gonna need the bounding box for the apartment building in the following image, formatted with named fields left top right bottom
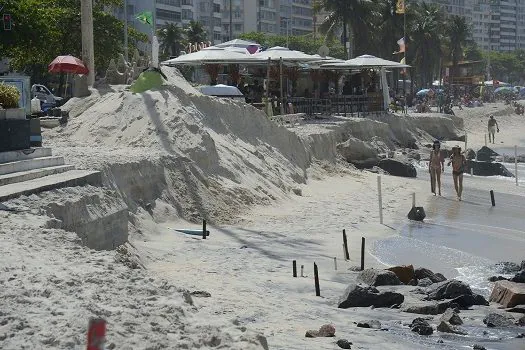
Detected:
left=422, top=0, right=525, bottom=52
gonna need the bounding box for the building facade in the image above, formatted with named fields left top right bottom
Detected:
left=422, top=0, right=525, bottom=52
left=112, top=0, right=318, bottom=46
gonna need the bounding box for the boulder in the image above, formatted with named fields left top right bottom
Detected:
left=495, top=261, right=522, bottom=274
left=407, top=150, right=421, bottom=161
left=414, top=268, right=447, bottom=283
left=450, top=294, right=489, bottom=308
left=488, top=276, right=508, bottom=282
left=404, top=301, right=457, bottom=315
left=483, top=313, right=514, bottom=327
left=466, top=160, right=514, bottom=177
left=387, top=265, right=415, bottom=284
left=356, top=320, right=381, bottom=329
left=473, top=344, right=486, bottom=350
left=521, top=260, right=525, bottom=271
left=440, top=308, right=463, bottom=325
left=418, top=278, right=433, bottom=287
left=377, top=159, right=417, bottom=178
left=357, top=269, right=402, bottom=286
left=305, top=324, right=336, bottom=338
left=506, top=304, right=525, bottom=314
left=511, top=270, right=525, bottom=283
left=437, top=321, right=467, bottom=335
left=476, top=146, right=499, bottom=162
left=336, top=339, right=352, bottom=349
left=518, top=315, right=525, bottom=326
left=337, top=137, right=380, bottom=168
left=410, top=318, right=433, bottom=335
left=489, top=280, right=525, bottom=307
left=465, top=148, right=476, bottom=160
left=338, top=284, right=405, bottom=309
left=427, top=280, right=473, bottom=300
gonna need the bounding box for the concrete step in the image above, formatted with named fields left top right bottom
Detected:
left=0, top=165, right=76, bottom=186
left=0, top=156, right=65, bottom=176
left=0, top=148, right=52, bottom=164
left=0, top=170, right=102, bottom=202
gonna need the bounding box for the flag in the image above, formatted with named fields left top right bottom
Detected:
left=393, top=37, right=405, bottom=54
left=136, top=11, right=153, bottom=26
left=396, top=0, right=405, bottom=14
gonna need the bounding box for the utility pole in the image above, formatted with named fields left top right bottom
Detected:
left=81, top=0, right=95, bottom=86
left=124, top=0, right=128, bottom=62
left=229, top=0, right=233, bottom=40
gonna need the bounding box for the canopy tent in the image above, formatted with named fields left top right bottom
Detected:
left=252, top=46, right=320, bottom=62
left=200, top=84, right=243, bottom=97
left=216, top=39, right=261, bottom=54
left=483, top=80, right=511, bottom=87
left=320, top=55, right=410, bottom=111
left=161, top=46, right=262, bottom=66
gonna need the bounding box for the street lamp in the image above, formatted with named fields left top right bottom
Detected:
left=281, top=17, right=291, bottom=48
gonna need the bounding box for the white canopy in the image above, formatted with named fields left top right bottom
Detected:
left=252, top=46, right=319, bottom=62
left=216, top=39, right=259, bottom=49
left=483, top=80, right=510, bottom=87
left=320, top=54, right=410, bottom=69
left=200, top=84, right=244, bottom=97
left=161, top=46, right=260, bottom=66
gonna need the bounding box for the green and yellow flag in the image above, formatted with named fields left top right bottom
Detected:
left=136, top=11, right=153, bottom=26
left=396, top=0, right=405, bottom=14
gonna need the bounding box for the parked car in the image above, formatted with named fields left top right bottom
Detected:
left=31, top=84, right=63, bottom=107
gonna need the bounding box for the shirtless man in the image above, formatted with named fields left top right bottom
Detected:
left=429, top=140, right=444, bottom=196
left=448, top=146, right=467, bottom=200
left=488, top=115, right=499, bottom=144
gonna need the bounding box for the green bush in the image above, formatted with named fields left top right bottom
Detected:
left=0, top=83, right=20, bottom=109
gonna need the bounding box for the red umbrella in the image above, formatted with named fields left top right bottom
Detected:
left=48, top=55, right=89, bottom=74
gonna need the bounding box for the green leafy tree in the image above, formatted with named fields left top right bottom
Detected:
left=157, top=23, right=185, bottom=59
left=185, top=20, right=207, bottom=46
left=445, top=15, right=472, bottom=79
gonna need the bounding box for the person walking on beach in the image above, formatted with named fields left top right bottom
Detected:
left=448, top=146, right=467, bottom=201
left=429, top=140, right=444, bottom=196
left=488, top=115, right=499, bottom=144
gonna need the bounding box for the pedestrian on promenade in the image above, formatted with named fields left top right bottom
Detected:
left=448, top=146, right=467, bottom=201
left=488, top=115, right=500, bottom=144
left=429, top=140, right=444, bottom=196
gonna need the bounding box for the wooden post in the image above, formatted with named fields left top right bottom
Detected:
left=342, top=229, right=349, bottom=260
left=334, top=257, right=337, bottom=271
left=412, top=192, right=416, bottom=208
left=360, top=237, right=365, bottom=271
left=515, top=145, right=519, bottom=186
left=293, top=260, right=297, bottom=277
left=490, top=190, right=495, bottom=207
left=485, top=133, right=487, bottom=147
left=301, top=265, right=304, bottom=277
left=314, top=263, right=320, bottom=296
left=377, top=175, right=383, bottom=224
left=87, top=318, right=106, bottom=350
left=464, top=133, right=468, bottom=152
left=279, top=57, right=284, bottom=115
left=202, top=219, right=207, bottom=239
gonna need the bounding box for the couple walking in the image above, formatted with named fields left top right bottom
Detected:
left=429, top=140, right=466, bottom=200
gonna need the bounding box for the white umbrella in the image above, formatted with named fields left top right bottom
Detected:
left=200, top=84, right=243, bottom=97
left=252, top=46, right=319, bottom=62
left=161, top=47, right=260, bottom=66
left=320, top=54, right=410, bottom=69
left=216, top=39, right=259, bottom=49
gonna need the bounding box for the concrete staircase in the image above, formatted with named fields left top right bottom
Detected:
left=0, top=148, right=101, bottom=202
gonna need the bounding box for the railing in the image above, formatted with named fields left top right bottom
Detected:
left=287, top=94, right=385, bottom=118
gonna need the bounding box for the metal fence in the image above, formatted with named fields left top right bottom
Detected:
left=287, top=95, right=385, bottom=118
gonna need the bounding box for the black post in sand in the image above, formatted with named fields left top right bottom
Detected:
left=293, top=260, right=297, bottom=277
left=342, top=229, right=350, bottom=260
left=314, top=263, right=320, bottom=296
left=360, top=237, right=365, bottom=271
left=202, top=219, right=207, bottom=239
left=490, top=190, right=495, bottom=207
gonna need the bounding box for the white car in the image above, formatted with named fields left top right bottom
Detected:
left=31, top=84, right=63, bottom=106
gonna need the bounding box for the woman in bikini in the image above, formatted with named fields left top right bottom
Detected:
left=429, top=140, right=444, bottom=196
left=448, top=146, right=467, bottom=200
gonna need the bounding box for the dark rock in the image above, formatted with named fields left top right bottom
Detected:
left=476, top=146, right=499, bottom=162
left=190, top=290, right=211, bottom=298
left=305, top=324, right=336, bottom=338
left=518, top=315, right=525, bottom=326
left=407, top=206, right=426, bottom=221
left=495, top=262, right=522, bottom=274
left=489, top=280, right=525, bottom=307
left=483, top=313, right=514, bottom=327
left=410, top=318, right=433, bottom=335
left=357, top=320, right=381, bottom=329
left=427, top=280, right=472, bottom=300
left=521, top=261, right=525, bottom=271
left=466, top=160, right=514, bottom=177
left=338, top=284, right=405, bottom=308
left=450, top=294, right=489, bottom=308
left=336, top=339, right=352, bottom=349
left=473, top=345, right=486, bottom=350
left=305, top=330, right=318, bottom=338
left=488, top=276, right=508, bottom=282
left=387, top=265, right=415, bottom=284
left=437, top=321, right=467, bottom=335
left=404, top=301, right=452, bottom=315
left=418, top=278, right=433, bottom=287
left=377, top=159, right=417, bottom=178
left=357, top=269, right=402, bottom=286
left=441, top=308, right=463, bottom=325
left=511, top=270, right=525, bottom=283
left=414, top=268, right=447, bottom=283
left=517, top=333, right=525, bottom=338
left=506, top=304, right=525, bottom=314
left=465, top=149, right=476, bottom=160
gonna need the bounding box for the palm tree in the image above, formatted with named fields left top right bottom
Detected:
left=445, top=15, right=472, bottom=81
left=315, top=0, right=376, bottom=57
left=409, top=2, right=444, bottom=87
left=372, top=0, right=405, bottom=58
left=157, top=23, right=185, bottom=59
left=185, top=20, right=207, bottom=46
